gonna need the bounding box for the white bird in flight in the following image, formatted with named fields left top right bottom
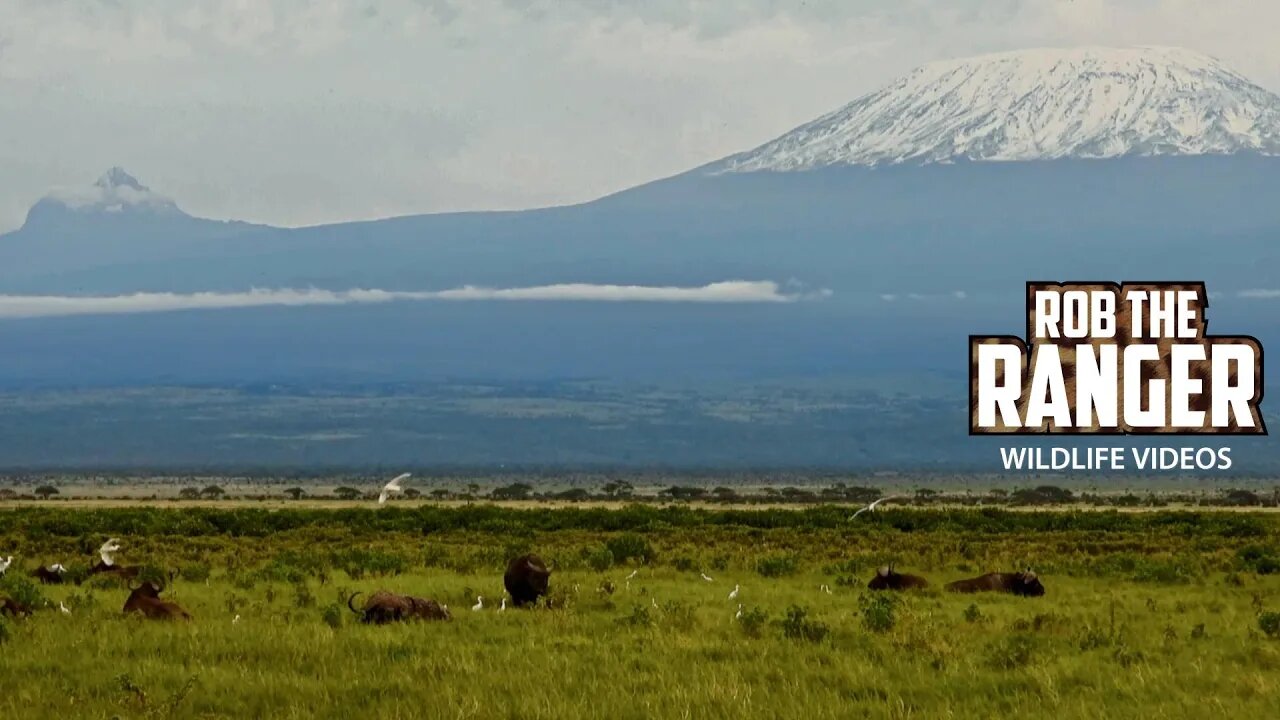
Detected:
left=59, top=601, right=71, bottom=615
left=728, top=584, right=740, bottom=600
left=378, top=473, right=411, bottom=505
left=99, top=538, right=121, bottom=566
left=700, top=573, right=714, bottom=582
left=0, top=555, right=12, bottom=576
left=850, top=495, right=905, bottom=520
left=471, top=596, right=484, bottom=612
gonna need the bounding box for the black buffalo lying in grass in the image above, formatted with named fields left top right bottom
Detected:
left=123, top=581, right=192, bottom=620
left=867, top=565, right=929, bottom=591
left=504, top=554, right=551, bottom=607
left=347, top=590, right=451, bottom=624
left=2, top=596, right=33, bottom=617
left=30, top=564, right=67, bottom=584
left=946, top=570, right=1045, bottom=597
left=86, top=561, right=142, bottom=582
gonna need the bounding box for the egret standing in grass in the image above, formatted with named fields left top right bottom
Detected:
left=378, top=473, right=411, bottom=505
left=499, top=598, right=507, bottom=612
left=728, top=584, right=739, bottom=600
left=849, top=495, right=905, bottom=520
left=701, top=572, right=714, bottom=582
left=734, top=604, right=743, bottom=621
left=59, top=601, right=71, bottom=614
left=0, top=555, right=12, bottom=577
left=472, top=596, right=484, bottom=611
left=626, top=569, right=638, bottom=580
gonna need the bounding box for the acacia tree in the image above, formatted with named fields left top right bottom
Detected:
left=201, top=485, right=226, bottom=500
left=283, top=487, right=305, bottom=500
left=178, top=487, right=201, bottom=500
left=333, top=486, right=361, bottom=500
left=34, top=485, right=59, bottom=499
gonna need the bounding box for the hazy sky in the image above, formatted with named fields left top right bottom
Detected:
left=1, top=0, right=1277, bottom=232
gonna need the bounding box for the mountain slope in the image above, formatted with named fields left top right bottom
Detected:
left=712, top=46, right=1280, bottom=172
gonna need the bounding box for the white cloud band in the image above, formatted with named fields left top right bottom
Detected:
left=0, top=281, right=820, bottom=319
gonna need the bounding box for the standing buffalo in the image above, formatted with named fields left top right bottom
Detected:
left=31, top=563, right=67, bottom=584
left=123, top=581, right=192, bottom=620
left=945, top=570, right=1045, bottom=597
left=867, top=565, right=929, bottom=591
left=504, top=554, right=551, bottom=607
left=346, top=590, right=451, bottom=624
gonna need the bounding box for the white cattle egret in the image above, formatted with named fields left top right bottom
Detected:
left=499, top=598, right=507, bottom=612
left=59, top=601, right=71, bottom=614
left=820, top=584, right=833, bottom=595
left=700, top=573, right=714, bottom=582
left=728, top=584, right=740, bottom=600
left=0, top=555, right=12, bottom=576
left=625, top=570, right=638, bottom=580
left=378, top=473, right=411, bottom=505
left=99, top=538, right=121, bottom=566
left=850, top=495, right=905, bottom=520
left=233, top=614, right=241, bottom=624
left=471, top=596, right=484, bottom=612
left=734, top=604, right=743, bottom=621
left=651, top=597, right=659, bottom=609
left=50, top=563, right=66, bottom=573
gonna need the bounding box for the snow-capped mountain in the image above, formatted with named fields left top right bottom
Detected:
left=33, top=166, right=182, bottom=218
left=713, top=46, right=1280, bottom=172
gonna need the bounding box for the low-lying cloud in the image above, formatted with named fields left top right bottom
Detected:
left=0, top=281, right=821, bottom=319
left=1238, top=289, right=1280, bottom=299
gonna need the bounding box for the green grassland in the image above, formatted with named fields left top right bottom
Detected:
left=2, top=506, right=1280, bottom=719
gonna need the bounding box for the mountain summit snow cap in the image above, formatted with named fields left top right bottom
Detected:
left=714, top=46, right=1280, bottom=172
left=41, top=167, right=181, bottom=216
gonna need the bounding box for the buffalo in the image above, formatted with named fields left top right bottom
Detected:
left=346, top=590, right=451, bottom=624
left=504, top=554, right=551, bottom=607
left=945, top=569, right=1045, bottom=597
left=867, top=564, right=929, bottom=591
left=86, top=561, right=142, bottom=582
left=123, top=581, right=192, bottom=620
left=2, top=596, right=32, bottom=617
left=31, top=563, right=67, bottom=584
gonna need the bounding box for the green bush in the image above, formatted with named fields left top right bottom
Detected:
left=179, top=563, right=212, bottom=583
left=737, top=607, right=769, bottom=638
left=0, top=575, right=44, bottom=609
left=755, top=554, right=798, bottom=578
left=1259, top=611, right=1280, bottom=639
left=780, top=605, right=829, bottom=644
left=859, top=593, right=899, bottom=633
left=605, top=534, right=653, bottom=565
left=986, top=633, right=1039, bottom=669
left=321, top=603, right=344, bottom=629
left=583, top=546, right=615, bottom=572
left=1236, top=545, right=1280, bottom=575
left=619, top=604, right=652, bottom=628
